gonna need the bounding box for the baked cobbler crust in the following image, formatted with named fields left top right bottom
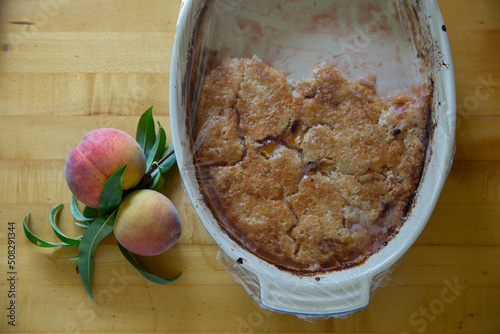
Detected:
left=192, top=56, right=429, bottom=271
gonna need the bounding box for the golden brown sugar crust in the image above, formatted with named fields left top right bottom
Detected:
left=193, top=56, right=430, bottom=271
left=236, top=57, right=296, bottom=142
left=193, top=58, right=245, bottom=165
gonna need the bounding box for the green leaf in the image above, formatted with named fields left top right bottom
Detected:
left=77, top=212, right=116, bottom=301
left=136, top=106, right=156, bottom=159
left=151, top=146, right=176, bottom=180
left=155, top=123, right=167, bottom=163
left=146, top=122, right=167, bottom=170
left=117, top=242, right=182, bottom=284
left=83, top=206, right=99, bottom=219
left=150, top=172, right=165, bottom=191
left=23, top=212, right=72, bottom=248
left=159, top=150, right=176, bottom=174
left=49, top=203, right=82, bottom=245
left=75, top=222, right=90, bottom=229
left=70, top=194, right=95, bottom=222
left=68, top=255, right=79, bottom=261
left=97, top=165, right=126, bottom=217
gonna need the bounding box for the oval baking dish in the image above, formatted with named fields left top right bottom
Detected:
left=170, top=0, right=456, bottom=316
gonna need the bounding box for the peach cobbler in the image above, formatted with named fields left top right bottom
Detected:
left=191, top=56, right=430, bottom=272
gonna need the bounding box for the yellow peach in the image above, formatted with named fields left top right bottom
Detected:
left=114, top=189, right=181, bottom=256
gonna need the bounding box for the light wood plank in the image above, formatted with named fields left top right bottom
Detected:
left=455, top=117, right=500, bottom=161
left=0, top=0, right=182, bottom=33
left=420, top=203, right=500, bottom=246
left=0, top=73, right=169, bottom=116
left=454, top=73, right=500, bottom=118
left=431, top=161, right=500, bottom=205
left=436, top=0, right=500, bottom=32
left=5, top=283, right=498, bottom=333
left=0, top=116, right=172, bottom=161
left=0, top=32, right=174, bottom=73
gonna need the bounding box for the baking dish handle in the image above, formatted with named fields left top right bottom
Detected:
left=258, top=273, right=371, bottom=315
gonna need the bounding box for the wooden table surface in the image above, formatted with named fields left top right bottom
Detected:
left=0, top=1, right=499, bottom=333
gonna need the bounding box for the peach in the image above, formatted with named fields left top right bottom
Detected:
left=113, top=189, right=181, bottom=256
left=64, top=128, right=146, bottom=208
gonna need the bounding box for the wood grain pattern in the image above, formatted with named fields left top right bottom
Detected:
left=0, top=0, right=499, bottom=333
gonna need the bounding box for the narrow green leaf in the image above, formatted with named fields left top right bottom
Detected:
left=97, top=165, right=126, bottom=217
left=75, top=222, right=90, bottom=229
left=77, top=212, right=116, bottom=301
left=70, top=194, right=95, bottom=222
left=146, top=122, right=167, bottom=170
left=150, top=146, right=176, bottom=181
left=23, top=212, right=71, bottom=248
left=50, top=203, right=82, bottom=245
left=83, top=206, right=98, bottom=219
left=136, top=106, right=156, bottom=159
left=68, top=255, right=79, bottom=261
left=117, top=242, right=182, bottom=284
left=150, top=172, right=165, bottom=191
left=165, top=143, right=174, bottom=157
left=155, top=123, right=167, bottom=163
left=159, top=150, right=176, bottom=174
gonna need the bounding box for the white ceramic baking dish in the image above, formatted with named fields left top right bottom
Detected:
left=170, top=0, right=456, bottom=316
